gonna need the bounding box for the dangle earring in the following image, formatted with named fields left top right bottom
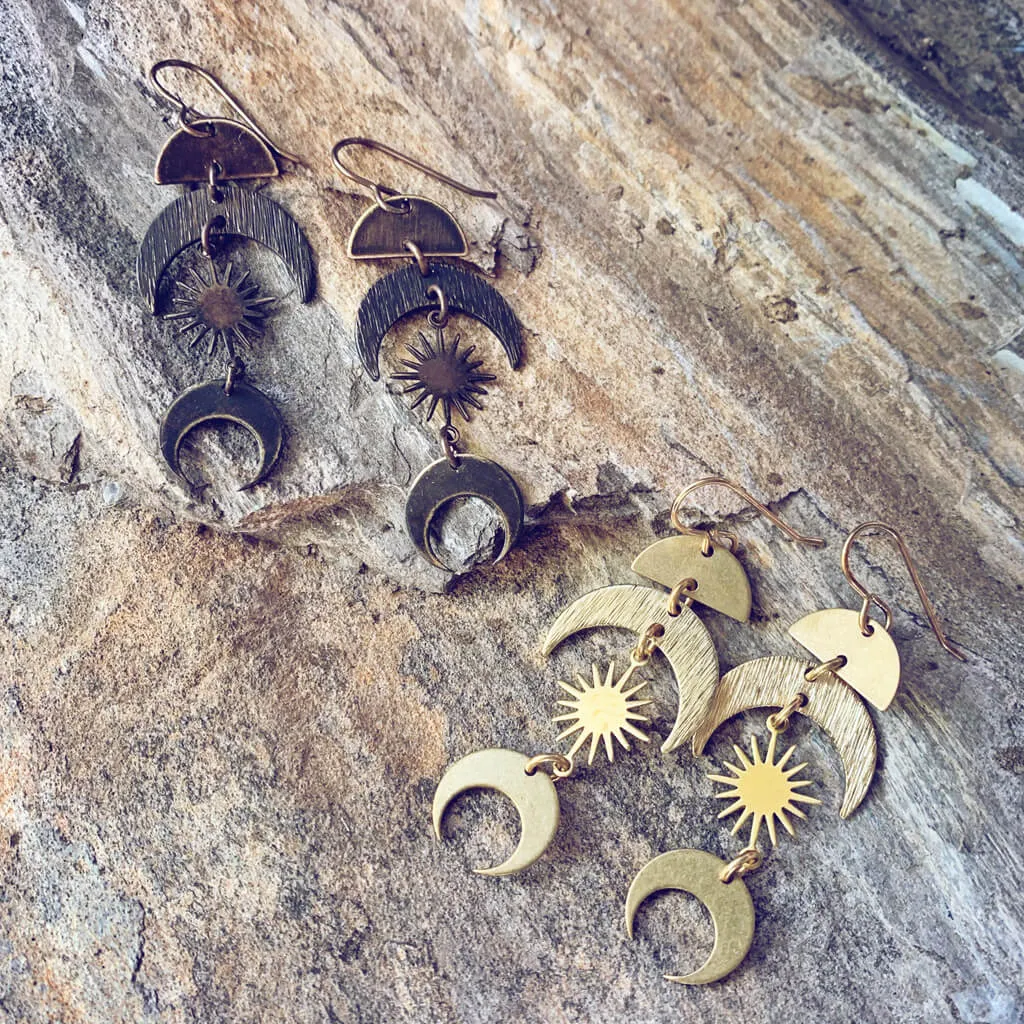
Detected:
left=332, top=138, right=525, bottom=570
left=625, top=521, right=965, bottom=985
left=139, top=60, right=316, bottom=489
left=431, top=479, right=822, bottom=875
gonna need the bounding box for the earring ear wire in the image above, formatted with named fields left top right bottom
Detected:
left=840, top=521, right=966, bottom=661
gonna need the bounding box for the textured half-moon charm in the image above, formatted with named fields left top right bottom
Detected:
left=348, top=196, right=467, bottom=259
left=159, top=378, right=284, bottom=490
left=625, top=848, right=756, bottom=985
left=631, top=535, right=752, bottom=622
left=154, top=119, right=279, bottom=185
left=405, top=454, right=524, bottom=571
left=691, top=655, right=877, bottom=818
left=356, top=262, right=522, bottom=380
left=789, top=609, right=901, bottom=710
left=137, top=184, right=315, bottom=312
left=432, top=748, right=560, bottom=876
left=541, top=584, right=719, bottom=753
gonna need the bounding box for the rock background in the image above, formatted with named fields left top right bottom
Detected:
left=1, top=0, right=1022, bottom=1021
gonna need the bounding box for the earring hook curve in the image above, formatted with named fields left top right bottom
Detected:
left=149, top=59, right=304, bottom=167
left=841, top=521, right=966, bottom=661
left=670, top=477, right=825, bottom=554
left=331, top=137, right=497, bottom=210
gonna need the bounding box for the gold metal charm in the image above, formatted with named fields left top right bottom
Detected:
left=553, top=660, right=653, bottom=764
left=432, top=748, right=565, bottom=876
left=692, top=655, right=877, bottom=818
left=543, top=584, right=718, bottom=753
left=710, top=729, right=820, bottom=847
left=790, top=522, right=965, bottom=709
left=625, top=848, right=758, bottom=985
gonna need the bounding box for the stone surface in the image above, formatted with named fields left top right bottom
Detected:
left=1, top=0, right=1022, bottom=1021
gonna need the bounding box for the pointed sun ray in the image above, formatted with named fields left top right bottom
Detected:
left=709, top=727, right=822, bottom=848
left=550, top=661, right=653, bottom=766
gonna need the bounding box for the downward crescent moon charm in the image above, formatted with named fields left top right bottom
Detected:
left=691, top=655, right=878, bottom=818
left=432, top=748, right=560, bottom=876
left=356, top=262, right=523, bottom=380
left=160, top=378, right=284, bottom=491
left=625, top=848, right=756, bottom=985
left=542, top=585, right=719, bottom=752
left=137, top=185, right=316, bottom=312
left=405, top=454, right=524, bottom=571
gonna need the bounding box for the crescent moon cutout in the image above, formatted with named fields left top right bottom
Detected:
left=432, top=748, right=560, bottom=876
left=625, top=848, right=756, bottom=985
left=541, top=585, right=719, bottom=753
left=789, top=608, right=901, bottom=710
left=137, top=184, right=315, bottom=312
left=405, top=454, right=524, bottom=570
left=160, top=378, right=284, bottom=490
left=631, top=535, right=752, bottom=622
left=691, top=655, right=878, bottom=818
left=356, top=262, right=522, bottom=380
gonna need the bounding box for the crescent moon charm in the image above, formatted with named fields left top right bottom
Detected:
left=405, top=454, right=524, bottom=571
left=432, top=748, right=560, bottom=876
left=691, top=655, right=878, bottom=818
left=625, top=848, right=756, bottom=985
left=356, top=262, right=523, bottom=380
left=541, top=585, right=719, bottom=753
left=137, top=184, right=316, bottom=312
left=160, top=378, right=284, bottom=490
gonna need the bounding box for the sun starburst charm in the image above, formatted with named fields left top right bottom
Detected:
left=390, top=326, right=496, bottom=424
left=165, top=261, right=275, bottom=358
left=553, top=661, right=653, bottom=765
left=710, top=731, right=821, bottom=847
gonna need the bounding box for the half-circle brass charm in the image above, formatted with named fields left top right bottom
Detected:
left=348, top=196, right=468, bottom=259
left=691, top=655, right=878, bottom=818
left=405, top=454, right=524, bottom=571
left=356, top=262, right=522, bottom=380
left=542, top=584, right=719, bottom=752
left=432, top=748, right=560, bottom=876
left=154, top=118, right=279, bottom=185
left=625, top=848, right=756, bottom=985
left=159, top=378, right=284, bottom=491
left=789, top=609, right=901, bottom=710
left=631, top=535, right=752, bottom=622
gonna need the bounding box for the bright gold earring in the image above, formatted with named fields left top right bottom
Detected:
left=625, top=520, right=965, bottom=985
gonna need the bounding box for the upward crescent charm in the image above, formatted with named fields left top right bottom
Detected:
left=137, top=184, right=316, bottom=312
left=542, top=584, right=719, bottom=752
left=356, top=262, right=522, bottom=380
left=432, top=748, right=561, bottom=876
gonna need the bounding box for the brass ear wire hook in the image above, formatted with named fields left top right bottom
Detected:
left=149, top=59, right=304, bottom=166
left=670, top=477, right=825, bottom=555
left=841, top=521, right=966, bottom=661
left=331, top=137, right=497, bottom=213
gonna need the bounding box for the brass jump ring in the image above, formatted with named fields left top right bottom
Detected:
left=440, top=424, right=461, bottom=468
left=524, top=753, right=573, bottom=780
left=720, top=847, right=762, bottom=884
left=766, top=692, right=808, bottom=733
left=666, top=578, right=698, bottom=616
left=804, top=655, right=848, bottom=682
left=426, top=284, right=449, bottom=327
left=404, top=240, right=429, bottom=276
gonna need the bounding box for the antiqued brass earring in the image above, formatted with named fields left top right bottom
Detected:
left=625, top=521, right=965, bottom=985
left=431, top=478, right=823, bottom=876
left=140, top=60, right=316, bottom=489
left=332, top=138, right=525, bottom=571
